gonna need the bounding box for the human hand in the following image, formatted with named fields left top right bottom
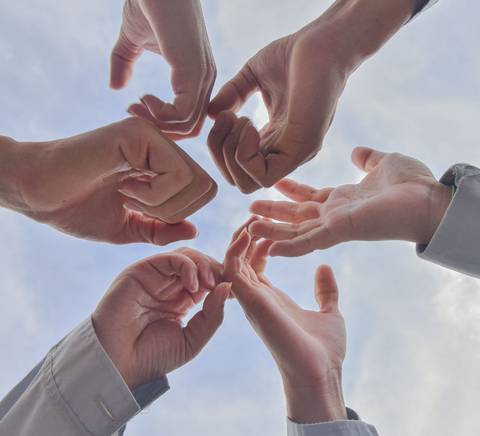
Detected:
left=92, top=248, right=228, bottom=389
left=223, top=228, right=347, bottom=423
left=10, top=118, right=216, bottom=244
left=249, top=147, right=452, bottom=257
left=207, top=0, right=416, bottom=193
left=111, top=0, right=216, bottom=138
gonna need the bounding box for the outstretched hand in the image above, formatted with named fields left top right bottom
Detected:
left=111, top=0, right=216, bottom=138
left=223, top=226, right=347, bottom=423
left=249, top=147, right=452, bottom=257
left=92, top=248, right=228, bottom=389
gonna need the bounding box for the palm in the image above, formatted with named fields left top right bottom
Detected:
left=244, top=279, right=345, bottom=379
left=250, top=147, right=444, bottom=256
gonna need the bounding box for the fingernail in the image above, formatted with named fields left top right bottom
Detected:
left=189, top=272, right=199, bottom=293
left=207, top=269, right=216, bottom=288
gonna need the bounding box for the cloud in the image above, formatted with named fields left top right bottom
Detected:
left=2, top=1, right=480, bottom=436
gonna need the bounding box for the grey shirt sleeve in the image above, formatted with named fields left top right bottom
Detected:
left=413, top=0, right=439, bottom=16
left=418, top=164, right=480, bottom=277
left=287, top=408, right=379, bottom=436
left=0, top=318, right=169, bottom=436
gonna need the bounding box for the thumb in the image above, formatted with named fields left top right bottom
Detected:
left=208, top=63, right=258, bottom=117
left=124, top=212, right=197, bottom=246
left=182, top=284, right=229, bottom=360
left=110, top=31, right=143, bottom=89
left=314, top=265, right=340, bottom=313
left=351, top=147, right=387, bottom=173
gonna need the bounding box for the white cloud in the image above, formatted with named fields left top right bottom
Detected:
left=2, top=1, right=480, bottom=435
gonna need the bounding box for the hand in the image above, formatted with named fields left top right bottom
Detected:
left=207, top=0, right=416, bottom=193
left=223, top=227, right=347, bottom=423
left=111, top=0, right=216, bottom=138
left=8, top=118, right=216, bottom=245
left=92, top=248, right=228, bottom=389
left=249, top=147, right=452, bottom=257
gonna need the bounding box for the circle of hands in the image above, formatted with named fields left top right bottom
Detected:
left=7, top=0, right=454, bottom=424
left=92, top=218, right=347, bottom=422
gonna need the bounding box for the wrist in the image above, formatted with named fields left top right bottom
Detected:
left=0, top=136, right=31, bottom=212
left=282, top=368, right=348, bottom=424
left=305, top=0, right=416, bottom=73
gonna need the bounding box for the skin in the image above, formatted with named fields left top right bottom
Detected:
left=111, top=0, right=216, bottom=138
left=222, top=226, right=347, bottom=423
left=208, top=0, right=417, bottom=193
left=249, top=147, right=452, bottom=257
left=0, top=117, right=216, bottom=245
left=92, top=248, right=228, bottom=389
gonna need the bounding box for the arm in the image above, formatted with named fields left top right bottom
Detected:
left=222, top=224, right=378, bottom=435
left=0, top=249, right=227, bottom=436
left=0, top=118, right=217, bottom=245
left=208, top=0, right=429, bottom=193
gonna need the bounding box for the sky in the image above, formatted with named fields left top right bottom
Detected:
left=1, top=0, right=480, bottom=435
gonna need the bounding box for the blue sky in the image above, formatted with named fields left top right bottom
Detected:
left=1, top=1, right=480, bottom=435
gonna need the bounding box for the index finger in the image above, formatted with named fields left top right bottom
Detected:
left=139, top=253, right=200, bottom=293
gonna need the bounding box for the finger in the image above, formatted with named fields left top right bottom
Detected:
left=249, top=219, right=318, bottom=241
left=235, top=134, right=302, bottom=188
left=314, top=265, right=339, bottom=313
left=110, top=31, right=143, bottom=89
left=208, top=63, right=258, bottom=117
left=139, top=92, right=203, bottom=136
left=182, top=284, right=229, bottom=360
left=224, top=229, right=251, bottom=281
left=250, top=200, right=319, bottom=223
left=351, top=147, right=387, bottom=173
left=127, top=103, right=158, bottom=124
left=124, top=212, right=197, bottom=246
left=249, top=239, right=274, bottom=275
left=118, top=166, right=193, bottom=207
left=223, top=117, right=261, bottom=194
left=178, top=249, right=222, bottom=290
left=230, top=216, right=261, bottom=244
left=207, top=111, right=236, bottom=185
left=149, top=253, right=200, bottom=293
left=275, top=179, right=333, bottom=204
left=269, top=226, right=340, bottom=257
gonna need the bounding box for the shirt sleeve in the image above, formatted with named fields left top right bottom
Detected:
left=0, top=318, right=169, bottom=436
left=417, top=164, right=480, bottom=277
left=287, top=409, right=379, bottom=436
left=412, top=0, right=439, bottom=17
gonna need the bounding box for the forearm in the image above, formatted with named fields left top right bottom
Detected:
left=305, top=0, right=418, bottom=72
